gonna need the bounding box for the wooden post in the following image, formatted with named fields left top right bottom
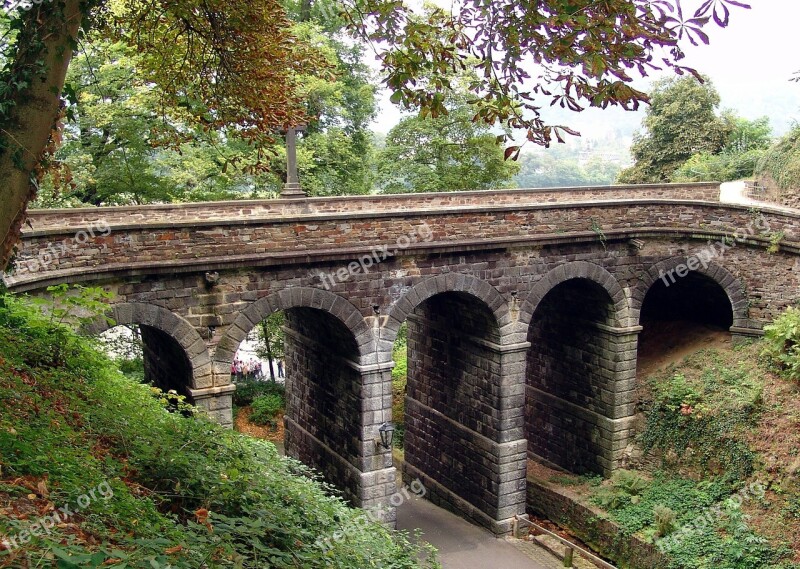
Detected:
left=564, top=546, right=574, bottom=567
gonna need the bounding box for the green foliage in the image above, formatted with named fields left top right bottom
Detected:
left=653, top=505, right=677, bottom=538
left=33, top=22, right=378, bottom=207
left=618, top=76, right=732, bottom=184
left=672, top=116, right=772, bottom=183
left=232, top=378, right=286, bottom=407
left=640, top=350, right=762, bottom=481
left=514, top=146, right=623, bottom=188
left=0, top=292, right=437, bottom=568
left=250, top=393, right=285, bottom=426
left=377, top=72, right=519, bottom=193
left=762, top=306, right=800, bottom=381
left=116, top=356, right=144, bottom=382
left=593, top=469, right=649, bottom=510
left=756, top=124, right=800, bottom=191
left=391, top=323, right=408, bottom=448
left=657, top=501, right=785, bottom=569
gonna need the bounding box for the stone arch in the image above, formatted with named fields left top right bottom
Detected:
left=521, top=261, right=634, bottom=475
left=84, top=302, right=212, bottom=389
left=383, top=273, right=510, bottom=352
left=212, top=286, right=372, bottom=380
left=519, top=261, right=630, bottom=328
left=632, top=257, right=748, bottom=328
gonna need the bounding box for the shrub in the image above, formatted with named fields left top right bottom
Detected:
left=653, top=505, right=677, bottom=538
left=762, top=306, right=800, bottom=382
left=232, top=377, right=284, bottom=406
left=250, top=393, right=284, bottom=425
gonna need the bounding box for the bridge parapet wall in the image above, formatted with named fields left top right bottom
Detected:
left=18, top=183, right=720, bottom=229
left=7, top=198, right=799, bottom=293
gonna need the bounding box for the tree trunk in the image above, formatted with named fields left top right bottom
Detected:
left=0, top=0, right=85, bottom=269
left=261, top=320, right=276, bottom=382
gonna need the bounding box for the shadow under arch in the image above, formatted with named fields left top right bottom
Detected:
left=84, top=302, right=211, bottom=392
left=632, top=257, right=748, bottom=328
left=383, top=274, right=511, bottom=351
left=519, top=261, right=630, bottom=329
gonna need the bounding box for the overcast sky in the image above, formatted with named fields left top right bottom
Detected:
left=370, top=1, right=800, bottom=139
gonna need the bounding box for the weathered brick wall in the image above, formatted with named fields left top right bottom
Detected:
left=404, top=293, right=509, bottom=523
left=283, top=307, right=365, bottom=507
left=7, top=201, right=800, bottom=294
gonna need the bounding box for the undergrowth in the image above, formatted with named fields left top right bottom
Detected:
left=0, top=291, right=438, bottom=568
left=588, top=342, right=795, bottom=568
left=391, top=323, right=408, bottom=450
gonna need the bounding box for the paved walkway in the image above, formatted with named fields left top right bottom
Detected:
left=396, top=494, right=559, bottom=569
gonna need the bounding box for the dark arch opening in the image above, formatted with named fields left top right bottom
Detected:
left=525, top=278, right=618, bottom=475
left=140, top=325, right=194, bottom=399
left=99, top=324, right=193, bottom=400
left=284, top=307, right=362, bottom=503
left=638, top=272, right=734, bottom=377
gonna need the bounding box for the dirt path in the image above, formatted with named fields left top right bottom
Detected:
left=636, top=320, right=731, bottom=379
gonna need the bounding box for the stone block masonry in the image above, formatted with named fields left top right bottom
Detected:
left=8, top=183, right=800, bottom=534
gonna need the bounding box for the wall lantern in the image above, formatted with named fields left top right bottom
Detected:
left=377, top=422, right=395, bottom=450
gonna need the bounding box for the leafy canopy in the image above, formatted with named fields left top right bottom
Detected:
left=345, top=0, right=750, bottom=150
left=618, top=75, right=732, bottom=183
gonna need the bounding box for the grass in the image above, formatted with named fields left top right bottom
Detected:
left=0, top=291, right=438, bottom=568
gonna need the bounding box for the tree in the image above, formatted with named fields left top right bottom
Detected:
left=33, top=21, right=379, bottom=206
left=514, top=146, right=622, bottom=189
left=0, top=0, right=324, bottom=265
left=756, top=125, right=800, bottom=197
left=673, top=115, right=772, bottom=183
left=0, top=0, right=747, bottom=268
left=255, top=312, right=285, bottom=383
left=618, top=76, right=733, bottom=183
left=377, top=91, right=519, bottom=193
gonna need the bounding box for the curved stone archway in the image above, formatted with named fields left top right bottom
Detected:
left=519, top=261, right=631, bottom=329
left=520, top=262, right=636, bottom=475
left=632, top=257, right=749, bottom=328
left=85, top=302, right=212, bottom=390
left=212, top=286, right=373, bottom=380
left=383, top=274, right=511, bottom=352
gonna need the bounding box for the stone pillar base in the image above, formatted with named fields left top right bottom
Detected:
left=190, top=384, right=236, bottom=428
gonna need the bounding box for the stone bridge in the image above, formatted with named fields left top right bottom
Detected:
left=5, top=182, right=800, bottom=534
